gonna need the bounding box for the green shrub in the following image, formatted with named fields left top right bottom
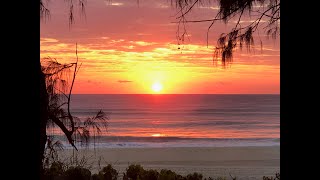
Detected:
left=43, top=161, right=65, bottom=180
left=97, top=164, right=119, bottom=180
left=204, top=177, right=227, bottom=180
left=159, top=169, right=182, bottom=180
left=92, top=174, right=100, bottom=180
left=125, top=164, right=145, bottom=180
left=185, top=172, right=203, bottom=180
left=43, top=160, right=279, bottom=180
left=64, top=166, right=91, bottom=180
left=141, top=169, right=159, bottom=180
left=263, top=173, right=280, bottom=180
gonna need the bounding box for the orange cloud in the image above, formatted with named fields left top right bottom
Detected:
left=40, top=0, right=279, bottom=94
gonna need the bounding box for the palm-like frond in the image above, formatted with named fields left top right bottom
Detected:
left=42, top=47, right=108, bottom=162
left=73, top=110, right=108, bottom=146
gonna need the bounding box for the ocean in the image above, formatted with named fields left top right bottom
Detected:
left=51, top=94, right=280, bottom=148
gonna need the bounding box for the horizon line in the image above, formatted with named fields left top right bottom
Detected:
left=71, top=93, right=280, bottom=95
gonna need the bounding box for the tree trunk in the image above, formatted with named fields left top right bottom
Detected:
left=39, top=61, right=49, bottom=179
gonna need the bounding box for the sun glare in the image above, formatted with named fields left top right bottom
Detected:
left=151, top=133, right=164, bottom=137
left=151, top=82, right=163, bottom=93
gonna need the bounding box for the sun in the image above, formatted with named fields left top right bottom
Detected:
left=151, top=133, right=165, bottom=137
left=151, top=82, right=163, bottom=93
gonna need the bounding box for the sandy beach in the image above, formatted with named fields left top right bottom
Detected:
left=60, top=146, right=280, bottom=180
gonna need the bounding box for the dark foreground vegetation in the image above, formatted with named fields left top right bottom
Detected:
left=44, top=163, right=280, bottom=180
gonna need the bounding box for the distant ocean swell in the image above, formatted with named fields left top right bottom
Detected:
left=50, top=94, right=279, bottom=148
left=56, top=136, right=280, bottom=149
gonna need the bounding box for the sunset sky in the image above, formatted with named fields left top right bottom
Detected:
left=40, top=0, right=280, bottom=94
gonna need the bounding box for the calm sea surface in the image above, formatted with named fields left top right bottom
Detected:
left=52, top=94, right=280, bottom=148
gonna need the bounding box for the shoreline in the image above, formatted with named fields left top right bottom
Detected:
left=59, top=146, right=280, bottom=179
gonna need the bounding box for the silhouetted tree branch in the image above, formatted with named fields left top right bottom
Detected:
left=172, top=0, right=280, bottom=66
left=48, top=114, right=77, bottom=150
left=40, top=0, right=88, bottom=26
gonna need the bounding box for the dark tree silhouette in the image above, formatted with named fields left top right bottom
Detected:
left=40, top=3, right=112, bottom=178
left=39, top=42, right=107, bottom=179
left=39, top=56, right=49, bottom=178
left=173, top=0, right=280, bottom=66
left=40, top=2, right=90, bottom=177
